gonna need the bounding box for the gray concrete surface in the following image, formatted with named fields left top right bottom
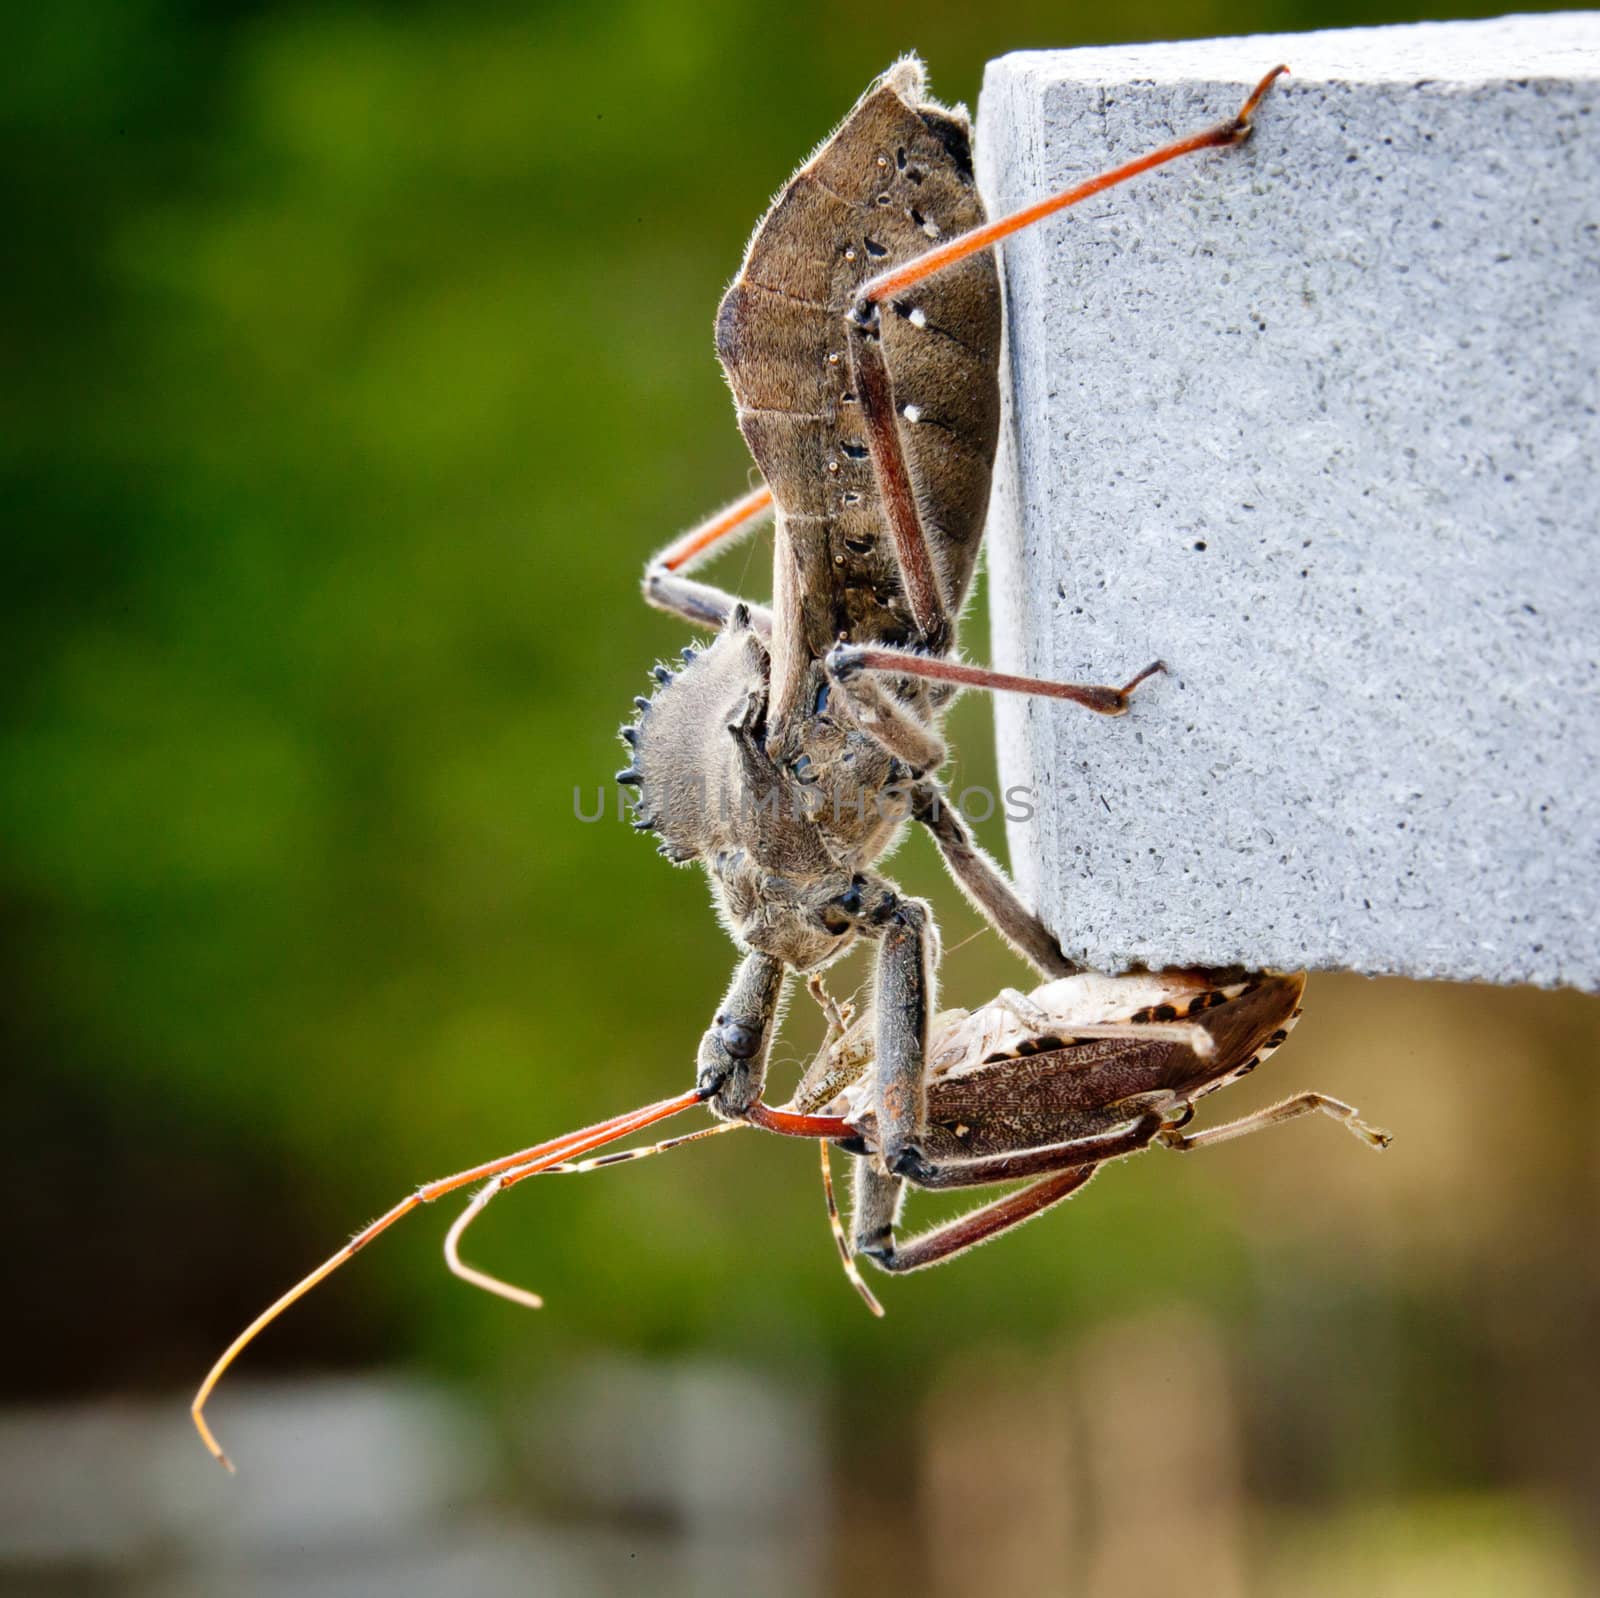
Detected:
left=975, top=14, right=1600, bottom=990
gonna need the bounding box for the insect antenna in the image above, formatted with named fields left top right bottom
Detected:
left=443, top=1121, right=742, bottom=1309
left=443, top=1106, right=885, bottom=1320
left=191, top=1086, right=710, bottom=1472
left=819, top=1140, right=885, bottom=1318
left=539, top=1121, right=740, bottom=1176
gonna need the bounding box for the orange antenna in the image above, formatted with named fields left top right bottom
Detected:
left=442, top=1107, right=883, bottom=1321
left=191, top=1086, right=709, bottom=1471
left=444, top=1120, right=741, bottom=1309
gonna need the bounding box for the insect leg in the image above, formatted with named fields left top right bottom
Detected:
left=892, top=1114, right=1167, bottom=1192
left=696, top=950, right=787, bottom=1115
left=792, top=980, right=873, bottom=1116
left=845, top=307, right=1161, bottom=705
left=850, top=1157, right=905, bottom=1259
left=828, top=644, right=1165, bottom=716
left=856, top=1117, right=1168, bottom=1274
left=870, top=895, right=937, bottom=1178
left=844, top=314, right=952, bottom=652
left=1159, top=1093, right=1392, bottom=1153
left=910, top=781, right=1080, bottom=978
left=643, top=484, right=776, bottom=636
left=805, top=972, right=858, bottom=1051
left=835, top=67, right=1287, bottom=665
left=864, top=1166, right=1100, bottom=1274
left=854, top=66, right=1288, bottom=311
left=822, top=657, right=947, bottom=775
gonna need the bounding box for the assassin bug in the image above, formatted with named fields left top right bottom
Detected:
left=788, top=967, right=1389, bottom=1276
left=624, top=57, right=1289, bottom=1179
left=190, top=967, right=1386, bottom=1465
left=437, top=968, right=1389, bottom=1318
left=192, top=59, right=1294, bottom=1467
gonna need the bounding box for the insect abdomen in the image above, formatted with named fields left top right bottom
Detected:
left=715, top=59, right=1000, bottom=659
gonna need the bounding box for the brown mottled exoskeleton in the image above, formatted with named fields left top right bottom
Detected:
left=623, top=58, right=1288, bottom=1181
left=191, top=60, right=1296, bottom=1469
left=435, top=967, right=1388, bottom=1318
left=191, top=967, right=1384, bottom=1464
left=782, top=967, right=1388, bottom=1277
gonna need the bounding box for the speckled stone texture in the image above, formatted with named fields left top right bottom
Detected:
left=976, top=15, right=1599, bottom=990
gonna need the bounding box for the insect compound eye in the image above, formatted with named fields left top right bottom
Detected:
left=717, top=1016, right=762, bottom=1059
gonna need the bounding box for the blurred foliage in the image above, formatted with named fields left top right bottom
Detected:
left=3, top=1, right=1599, bottom=1587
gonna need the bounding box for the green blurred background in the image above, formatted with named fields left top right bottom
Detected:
left=4, top=2, right=1599, bottom=1593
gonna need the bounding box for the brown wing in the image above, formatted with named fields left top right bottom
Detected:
left=714, top=59, right=1000, bottom=659
left=922, top=973, right=1308, bottom=1160
left=923, top=1036, right=1195, bottom=1159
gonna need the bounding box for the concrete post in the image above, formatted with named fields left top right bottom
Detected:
left=976, top=14, right=1600, bottom=990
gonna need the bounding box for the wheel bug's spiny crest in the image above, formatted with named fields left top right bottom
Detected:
left=615, top=602, right=900, bottom=969
left=193, top=59, right=1306, bottom=1469
left=626, top=56, right=1301, bottom=1130
left=616, top=612, right=767, bottom=864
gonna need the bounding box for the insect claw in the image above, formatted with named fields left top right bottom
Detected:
left=857, top=1230, right=894, bottom=1266
left=681, top=644, right=700, bottom=663
left=632, top=816, right=657, bottom=833
left=616, top=768, right=643, bottom=786
left=619, top=725, right=640, bottom=747
left=888, top=1144, right=936, bottom=1184
left=652, top=665, right=675, bottom=686
left=633, top=696, right=653, bottom=715
left=825, top=642, right=868, bottom=682
left=1120, top=659, right=1167, bottom=696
